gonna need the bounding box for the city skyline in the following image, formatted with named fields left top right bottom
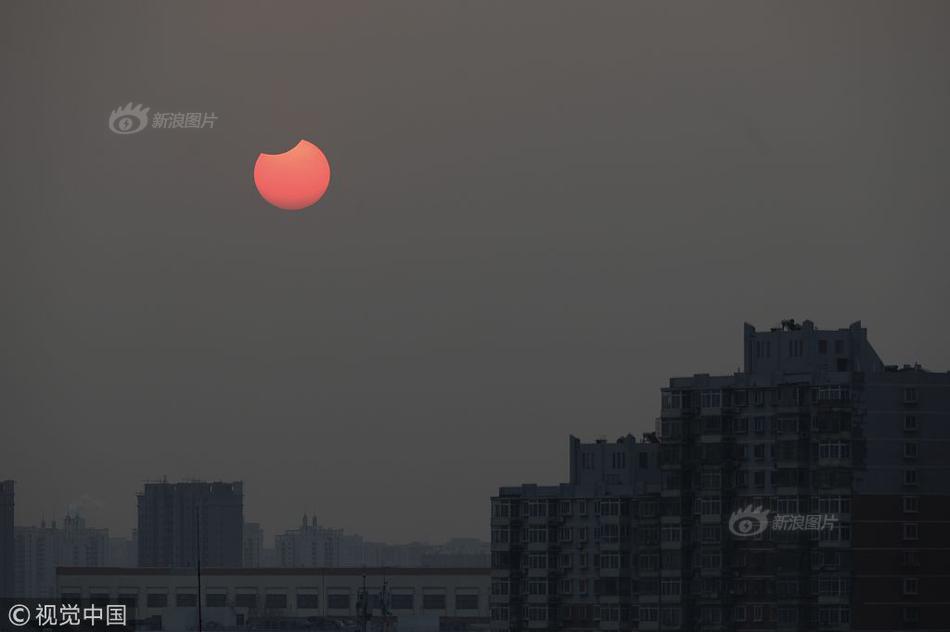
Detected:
left=4, top=0, right=950, bottom=546
left=4, top=314, right=948, bottom=543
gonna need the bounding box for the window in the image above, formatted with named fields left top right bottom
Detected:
left=734, top=606, right=747, bottom=622
left=702, top=471, right=721, bottom=490
left=423, top=594, right=446, bottom=610
left=834, top=340, right=844, bottom=354
left=660, top=579, right=681, bottom=597
left=456, top=594, right=479, bottom=610
left=903, top=578, right=919, bottom=595
left=297, top=594, right=319, bottom=609
left=265, top=594, right=287, bottom=609
left=903, top=523, right=919, bottom=541
left=904, top=387, right=918, bottom=403
left=818, top=339, right=828, bottom=354
left=661, top=525, right=681, bottom=543
left=206, top=594, right=226, bottom=607
left=734, top=418, right=748, bottom=434
left=903, top=496, right=919, bottom=513
left=752, top=416, right=766, bottom=433
left=904, top=469, right=918, bottom=486
left=902, top=551, right=920, bottom=567
left=778, top=607, right=798, bottom=624
left=701, top=497, right=721, bottom=515
left=492, top=500, right=510, bottom=518
left=327, top=594, right=350, bottom=610
left=391, top=593, right=413, bottom=610
left=701, top=525, right=721, bottom=543
left=639, top=606, right=658, bottom=622
left=904, top=415, right=918, bottom=431
left=818, top=441, right=850, bottom=460
left=146, top=594, right=168, bottom=608
left=789, top=339, right=803, bottom=357
left=754, top=444, right=766, bottom=461
left=176, top=594, right=197, bottom=607
left=611, top=451, right=626, bottom=469
left=904, top=442, right=918, bottom=459
left=903, top=607, right=920, bottom=624
left=701, top=390, right=722, bottom=408
left=660, top=608, right=681, bottom=627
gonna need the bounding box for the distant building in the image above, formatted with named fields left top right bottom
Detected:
left=275, top=515, right=489, bottom=569
left=276, top=515, right=344, bottom=567
left=242, top=522, right=264, bottom=568
left=14, top=514, right=109, bottom=599
left=137, top=480, right=243, bottom=568
left=108, top=535, right=137, bottom=567
left=491, top=320, right=950, bottom=631
left=0, top=480, right=14, bottom=598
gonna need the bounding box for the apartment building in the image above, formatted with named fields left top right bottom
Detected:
left=137, top=480, right=244, bottom=568
left=490, top=434, right=661, bottom=630
left=493, top=320, right=950, bottom=631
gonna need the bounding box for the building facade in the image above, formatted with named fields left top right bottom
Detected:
left=490, top=434, right=662, bottom=630
left=14, top=514, right=110, bottom=599
left=56, top=567, right=490, bottom=630
left=0, top=480, right=13, bottom=598
left=243, top=522, right=264, bottom=568
left=137, top=480, right=244, bottom=568
left=492, top=320, right=950, bottom=631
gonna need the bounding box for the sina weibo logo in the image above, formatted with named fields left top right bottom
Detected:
left=728, top=504, right=770, bottom=537
left=109, top=102, right=150, bottom=134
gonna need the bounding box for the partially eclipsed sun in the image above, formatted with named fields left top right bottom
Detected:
left=254, top=140, right=331, bottom=211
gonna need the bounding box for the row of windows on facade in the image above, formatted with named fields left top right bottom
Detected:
left=754, top=337, right=848, bottom=358
left=662, top=385, right=924, bottom=411
left=493, top=575, right=855, bottom=599
left=660, top=411, right=923, bottom=438
left=661, top=385, right=861, bottom=411
left=492, top=531, right=856, bottom=572
left=65, top=592, right=480, bottom=611
left=493, top=492, right=913, bottom=522
left=492, top=548, right=897, bottom=575
left=578, top=450, right=649, bottom=470
left=490, top=604, right=855, bottom=626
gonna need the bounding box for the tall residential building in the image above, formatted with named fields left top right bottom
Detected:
left=14, top=514, right=109, bottom=599
left=276, top=515, right=344, bottom=567
left=137, top=480, right=243, bottom=568
left=243, top=522, right=264, bottom=568
left=0, top=481, right=14, bottom=598
left=492, top=320, right=950, bottom=631
left=490, top=434, right=661, bottom=630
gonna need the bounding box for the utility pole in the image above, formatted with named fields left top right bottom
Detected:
left=196, top=505, right=203, bottom=632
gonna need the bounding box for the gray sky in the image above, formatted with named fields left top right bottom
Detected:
left=2, top=1, right=949, bottom=543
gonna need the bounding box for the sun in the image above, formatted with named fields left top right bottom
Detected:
left=253, top=140, right=331, bottom=211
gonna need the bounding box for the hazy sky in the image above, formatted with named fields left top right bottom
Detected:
left=2, top=1, right=949, bottom=543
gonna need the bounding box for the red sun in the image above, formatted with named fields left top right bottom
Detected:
left=254, top=140, right=331, bottom=211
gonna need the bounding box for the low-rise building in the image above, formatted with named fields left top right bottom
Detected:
left=56, top=567, right=490, bottom=630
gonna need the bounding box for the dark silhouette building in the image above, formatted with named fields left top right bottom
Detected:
left=0, top=480, right=13, bottom=598
left=491, top=320, right=950, bottom=631
left=137, top=480, right=243, bottom=568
